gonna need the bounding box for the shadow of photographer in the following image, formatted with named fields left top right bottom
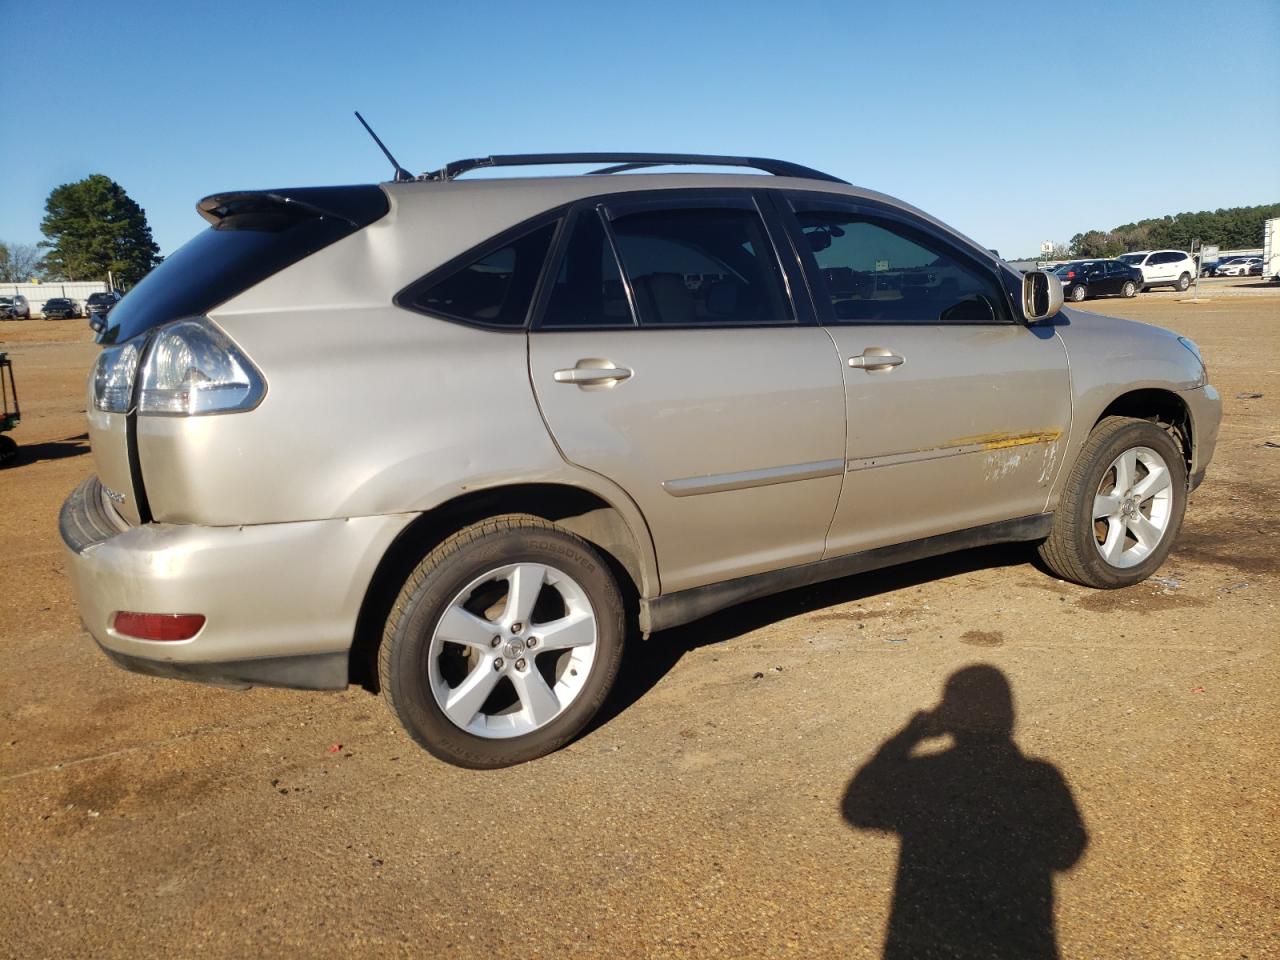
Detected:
left=842, top=665, right=1088, bottom=959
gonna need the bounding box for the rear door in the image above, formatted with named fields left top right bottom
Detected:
left=780, top=193, right=1072, bottom=557
left=528, top=193, right=847, bottom=593
left=1083, top=262, right=1109, bottom=294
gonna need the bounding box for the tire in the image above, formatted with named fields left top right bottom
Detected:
left=1038, top=416, right=1187, bottom=588
left=1175, top=272, right=1191, bottom=292
left=379, top=514, right=626, bottom=768
left=1068, top=284, right=1087, bottom=302
left=0, top=435, right=16, bottom=467
left=1121, top=280, right=1137, bottom=298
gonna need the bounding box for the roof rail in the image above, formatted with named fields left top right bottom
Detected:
left=422, top=152, right=848, bottom=184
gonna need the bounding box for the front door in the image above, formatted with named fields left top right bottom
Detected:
left=529, top=196, right=847, bottom=593
left=782, top=195, right=1072, bottom=557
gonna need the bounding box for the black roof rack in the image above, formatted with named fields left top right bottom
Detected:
left=422, top=152, right=847, bottom=184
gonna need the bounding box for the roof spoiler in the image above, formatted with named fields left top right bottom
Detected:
left=196, top=186, right=390, bottom=229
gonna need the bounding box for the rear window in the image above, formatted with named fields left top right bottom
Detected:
left=100, top=185, right=389, bottom=345
left=1117, top=253, right=1144, bottom=264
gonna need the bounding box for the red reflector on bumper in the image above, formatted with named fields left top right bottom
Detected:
left=113, top=612, right=206, bottom=641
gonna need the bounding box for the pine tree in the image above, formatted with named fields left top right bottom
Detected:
left=39, top=174, right=161, bottom=287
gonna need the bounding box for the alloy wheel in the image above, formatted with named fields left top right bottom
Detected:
left=1092, top=446, right=1175, bottom=568
left=427, top=562, right=598, bottom=738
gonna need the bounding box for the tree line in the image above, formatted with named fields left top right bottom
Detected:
left=1068, top=202, right=1280, bottom=259
left=0, top=174, right=160, bottom=287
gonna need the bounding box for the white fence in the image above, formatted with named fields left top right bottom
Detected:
left=1, top=281, right=108, bottom=316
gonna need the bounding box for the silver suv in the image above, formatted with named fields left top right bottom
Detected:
left=60, top=152, right=1222, bottom=767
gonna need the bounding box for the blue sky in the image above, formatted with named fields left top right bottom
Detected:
left=1, top=0, right=1276, bottom=259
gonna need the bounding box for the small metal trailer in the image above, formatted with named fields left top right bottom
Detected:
left=1, top=351, right=19, bottom=466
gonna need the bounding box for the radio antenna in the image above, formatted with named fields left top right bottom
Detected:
left=354, top=111, right=413, bottom=182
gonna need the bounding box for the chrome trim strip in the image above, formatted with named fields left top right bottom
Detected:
left=663, top=458, right=845, bottom=497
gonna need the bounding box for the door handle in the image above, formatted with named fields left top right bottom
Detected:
left=849, top=348, right=905, bottom=371
left=553, top=359, right=633, bottom=386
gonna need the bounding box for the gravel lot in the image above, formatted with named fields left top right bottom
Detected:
left=1, top=288, right=1277, bottom=959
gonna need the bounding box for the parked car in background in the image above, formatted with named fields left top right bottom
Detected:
left=0, top=294, right=31, bottom=319
left=85, top=291, right=122, bottom=317
left=41, top=298, right=81, bottom=320
left=60, top=152, right=1221, bottom=768
left=86, top=291, right=122, bottom=336
left=1053, top=259, right=1142, bottom=301
left=1210, top=257, right=1241, bottom=276
left=1217, top=257, right=1262, bottom=277
left=1116, top=250, right=1196, bottom=291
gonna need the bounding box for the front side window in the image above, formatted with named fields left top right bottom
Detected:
left=792, top=201, right=1007, bottom=325
left=406, top=221, right=558, bottom=328
left=608, top=205, right=792, bottom=326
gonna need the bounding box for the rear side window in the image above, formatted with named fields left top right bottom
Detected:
left=609, top=206, right=793, bottom=326
left=404, top=221, right=558, bottom=328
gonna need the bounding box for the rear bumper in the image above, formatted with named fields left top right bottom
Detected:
left=60, top=477, right=413, bottom=690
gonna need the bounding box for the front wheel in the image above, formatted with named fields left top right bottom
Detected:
left=1068, top=284, right=1087, bottom=302
left=379, top=514, right=626, bottom=768
left=1175, top=272, right=1191, bottom=291
left=1121, top=280, right=1137, bottom=298
left=1038, top=416, right=1187, bottom=588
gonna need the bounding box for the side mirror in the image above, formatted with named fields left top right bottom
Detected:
left=1022, top=270, right=1063, bottom=321
left=88, top=314, right=106, bottom=334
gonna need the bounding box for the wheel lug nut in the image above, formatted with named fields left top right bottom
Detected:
left=515, top=658, right=527, bottom=671
left=490, top=636, right=501, bottom=648
left=511, top=622, right=523, bottom=634
left=527, top=637, right=538, bottom=649
left=493, top=658, right=504, bottom=671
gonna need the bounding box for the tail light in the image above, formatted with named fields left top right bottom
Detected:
left=91, top=340, right=142, bottom=413
left=90, top=317, right=265, bottom=417
left=138, top=318, right=265, bottom=416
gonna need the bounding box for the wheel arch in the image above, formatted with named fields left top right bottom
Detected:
left=349, top=482, right=652, bottom=690
left=1094, top=388, right=1192, bottom=471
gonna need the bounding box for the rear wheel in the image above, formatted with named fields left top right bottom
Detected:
left=1068, top=284, right=1087, bottom=302
left=1121, top=280, right=1137, bottom=298
left=379, top=514, right=626, bottom=768
left=1039, top=417, right=1186, bottom=588
left=1175, top=272, right=1191, bottom=292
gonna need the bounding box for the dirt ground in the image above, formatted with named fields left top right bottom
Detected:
left=1, top=288, right=1277, bottom=959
